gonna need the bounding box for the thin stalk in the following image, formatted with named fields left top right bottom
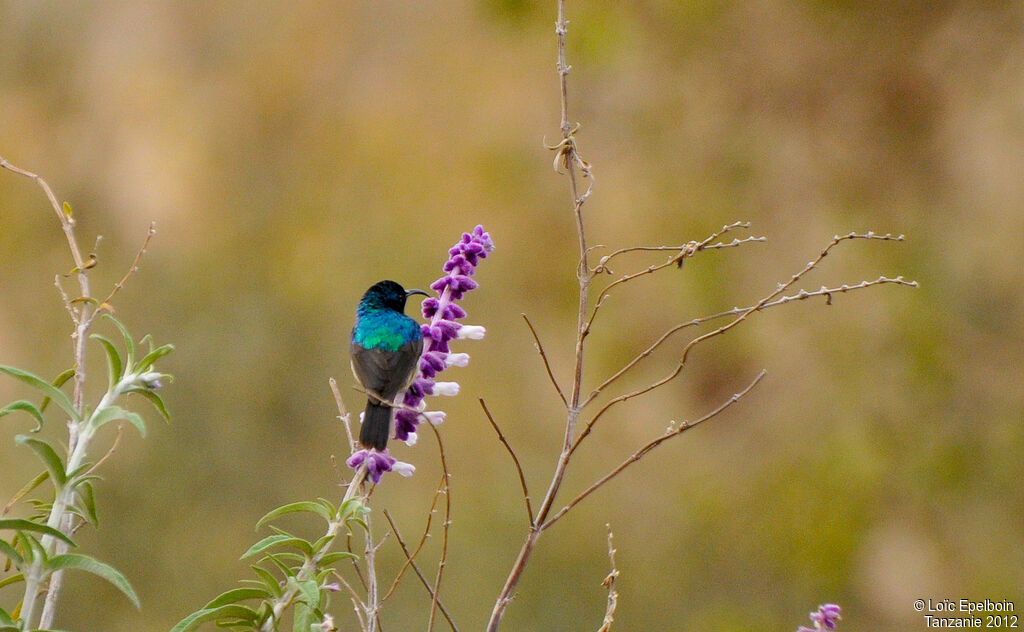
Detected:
left=486, top=2, right=589, bottom=629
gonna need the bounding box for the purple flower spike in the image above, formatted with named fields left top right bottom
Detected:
left=398, top=225, right=493, bottom=443
left=798, top=604, right=841, bottom=632
left=346, top=449, right=396, bottom=484
left=347, top=226, right=493, bottom=482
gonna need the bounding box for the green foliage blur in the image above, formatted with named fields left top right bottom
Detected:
left=0, top=2, right=1021, bottom=630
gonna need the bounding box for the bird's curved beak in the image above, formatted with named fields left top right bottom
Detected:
left=406, top=289, right=429, bottom=298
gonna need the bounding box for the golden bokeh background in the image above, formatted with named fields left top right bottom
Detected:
left=1, top=2, right=1022, bottom=630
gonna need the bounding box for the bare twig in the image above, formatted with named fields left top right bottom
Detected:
left=546, top=370, right=766, bottom=530
left=93, top=222, right=157, bottom=318
left=576, top=273, right=916, bottom=416
left=425, top=421, right=452, bottom=632
left=487, top=4, right=591, bottom=629
left=85, top=424, right=125, bottom=476
left=382, top=511, right=460, bottom=631
left=480, top=398, right=533, bottom=523
left=583, top=222, right=765, bottom=338
left=596, top=524, right=619, bottom=632
left=380, top=472, right=443, bottom=600
left=332, top=570, right=368, bottom=632
left=330, top=377, right=357, bottom=452
left=573, top=233, right=915, bottom=450
left=522, top=314, right=568, bottom=407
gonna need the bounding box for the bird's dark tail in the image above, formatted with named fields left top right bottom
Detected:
left=360, top=399, right=392, bottom=450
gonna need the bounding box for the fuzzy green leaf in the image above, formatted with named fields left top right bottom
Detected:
left=90, top=334, right=124, bottom=390
left=169, top=604, right=260, bottom=632
left=292, top=578, right=320, bottom=611
left=264, top=553, right=296, bottom=578
left=0, top=400, right=45, bottom=432
left=89, top=406, right=146, bottom=437
left=46, top=553, right=140, bottom=608
left=0, top=366, right=79, bottom=422
left=339, top=498, right=369, bottom=522
left=124, top=387, right=171, bottom=422
left=0, top=572, right=24, bottom=591
left=0, top=537, right=24, bottom=567
left=101, top=314, right=135, bottom=369
left=135, top=343, right=174, bottom=373
left=4, top=470, right=49, bottom=514
left=249, top=564, right=284, bottom=597
left=241, top=535, right=312, bottom=560
left=292, top=601, right=318, bottom=632
left=73, top=481, right=99, bottom=527
left=256, top=501, right=332, bottom=529
left=0, top=519, right=75, bottom=547
left=203, top=586, right=272, bottom=608
left=40, top=368, right=76, bottom=418
left=14, top=436, right=67, bottom=488
left=317, top=551, right=357, bottom=566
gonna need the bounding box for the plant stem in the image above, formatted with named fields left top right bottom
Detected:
left=260, top=466, right=367, bottom=632
left=486, top=2, right=590, bottom=629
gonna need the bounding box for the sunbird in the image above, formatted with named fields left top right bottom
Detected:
left=351, top=280, right=427, bottom=450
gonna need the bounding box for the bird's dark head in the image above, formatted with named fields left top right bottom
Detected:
left=360, top=280, right=428, bottom=313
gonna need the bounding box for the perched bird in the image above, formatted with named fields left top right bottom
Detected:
left=351, top=280, right=427, bottom=450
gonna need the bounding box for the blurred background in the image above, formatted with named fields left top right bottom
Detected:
left=1, top=2, right=1022, bottom=630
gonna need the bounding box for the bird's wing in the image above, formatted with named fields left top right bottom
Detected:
left=351, top=338, right=424, bottom=402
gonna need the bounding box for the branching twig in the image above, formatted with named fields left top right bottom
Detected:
left=486, top=5, right=590, bottom=629
left=480, top=398, right=533, bottom=524
left=85, top=424, right=125, bottom=476
left=522, top=314, right=568, bottom=407
left=546, top=370, right=766, bottom=530
left=382, top=511, right=460, bottom=631
left=583, top=222, right=764, bottom=338
left=94, top=222, right=157, bottom=317
left=573, top=233, right=915, bottom=450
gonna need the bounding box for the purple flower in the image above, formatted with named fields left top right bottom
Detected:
left=393, top=225, right=493, bottom=445
left=798, top=604, right=841, bottom=632
left=346, top=448, right=415, bottom=484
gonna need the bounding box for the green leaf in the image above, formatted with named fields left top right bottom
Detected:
left=0, top=519, right=75, bottom=547
left=339, top=497, right=368, bottom=521
left=0, top=366, right=79, bottom=422
left=292, top=578, right=320, bottom=611
left=124, top=387, right=171, bottom=422
left=203, top=586, right=271, bottom=608
left=250, top=565, right=284, bottom=598
left=14, top=436, right=67, bottom=488
left=169, top=604, right=260, bottom=632
left=89, top=405, right=146, bottom=437
left=317, top=551, right=357, bottom=566
left=0, top=537, right=24, bottom=567
left=4, top=470, right=49, bottom=516
left=135, top=343, right=174, bottom=373
left=292, top=601, right=318, bottom=632
left=90, top=334, right=124, bottom=390
left=0, top=400, right=45, bottom=432
left=0, top=572, right=24, bottom=590
left=101, top=314, right=135, bottom=369
left=264, top=553, right=296, bottom=578
left=46, top=553, right=140, bottom=609
left=241, top=535, right=312, bottom=560
left=72, top=481, right=99, bottom=527
left=256, top=501, right=332, bottom=529
left=41, top=368, right=77, bottom=417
